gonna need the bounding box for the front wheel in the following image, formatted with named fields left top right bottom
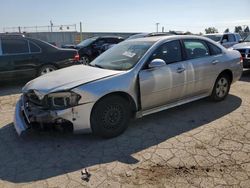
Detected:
left=90, top=96, right=131, bottom=138
left=210, top=74, right=231, bottom=101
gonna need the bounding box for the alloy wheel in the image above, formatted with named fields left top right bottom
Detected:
left=216, top=77, right=229, bottom=98
left=81, top=56, right=90, bottom=64
left=40, top=66, right=56, bottom=75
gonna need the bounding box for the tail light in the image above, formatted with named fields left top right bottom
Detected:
left=240, top=56, right=243, bottom=63
left=74, top=53, right=80, bottom=62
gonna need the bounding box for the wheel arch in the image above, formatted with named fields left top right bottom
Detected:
left=37, top=63, right=58, bottom=76
left=93, top=91, right=137, bottom=118
left=218, top=69, right=233, bottom=83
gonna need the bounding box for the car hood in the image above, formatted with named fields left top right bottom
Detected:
left=22, top=65, right=123, bottom=98
left=232, top=42, right=250, bottom=49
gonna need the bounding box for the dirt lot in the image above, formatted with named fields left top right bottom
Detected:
left=0, top=71, right=250, bottom=188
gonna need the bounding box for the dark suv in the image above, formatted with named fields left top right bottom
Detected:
left=63, top=36, right=124, bottom=64
left=0, top=34, right=79, bottom=81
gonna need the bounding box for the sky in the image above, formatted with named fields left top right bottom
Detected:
left=0, top=0, right=250, bottom=34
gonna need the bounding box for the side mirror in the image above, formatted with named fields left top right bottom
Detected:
left=148, top=59, right=166, bottom=69
left=239, top=39, right=243, bottom=43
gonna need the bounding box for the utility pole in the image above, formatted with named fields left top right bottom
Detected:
left=80, top=22, right=83, bottom=41
left=156, top=23, right=160, bottom=32
left=162, top=26, right=164, bottom=33
left=50, top=20, right=53, bottom=32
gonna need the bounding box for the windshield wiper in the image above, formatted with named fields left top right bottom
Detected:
left=89, top=64, right=104, bottom=69
left=95, top=64, right=104, bottom=69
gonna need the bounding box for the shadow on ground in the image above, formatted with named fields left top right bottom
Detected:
left=0, top=80, right=28, bottom=97
left=0, top=95, right=242, bottom=183
left=240, top=69, right=250, bottom=82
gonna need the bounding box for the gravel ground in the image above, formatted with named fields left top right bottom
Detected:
left=0, top=70, right=250, bottom=188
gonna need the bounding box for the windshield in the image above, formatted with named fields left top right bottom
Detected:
left=76, top=37, right=98, bottom=47
left=90, top=40, right=155, bottom=71
left=244, top=35, right=250, bottom=42
left=205, top=35, right=222, bottom=42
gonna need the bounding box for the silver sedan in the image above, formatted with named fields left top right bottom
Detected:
left=14, top=35, right=243, bottom=138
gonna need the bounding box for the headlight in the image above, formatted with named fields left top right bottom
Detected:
left=228, top=47, right=234, bottom=50
left=45, top=92, right=81, bottom=109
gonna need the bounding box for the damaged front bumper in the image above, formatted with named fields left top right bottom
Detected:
left=14, top=95, right=94, bottom=136
left=14, top=99, right=30, bottom=135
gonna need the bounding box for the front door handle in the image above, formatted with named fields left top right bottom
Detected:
left=211, top=60, right=219, bottom=65
left=177, top=67, right=185, bottom=73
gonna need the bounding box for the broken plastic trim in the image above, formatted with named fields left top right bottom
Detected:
left=45, top=91, right=81, bottom=110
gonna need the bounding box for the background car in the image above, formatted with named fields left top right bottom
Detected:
left=204, top=33, right=242, bottom=48
left=14, top=35, right=242, bottom=138
left=62, top=36, right=124, bottom=64
left=231, top=34, right=250, bottom=68
left=0, top=34, right=80, bottom=81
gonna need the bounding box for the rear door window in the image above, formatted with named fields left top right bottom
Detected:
left=206, top=42, right=222, bottom=55
left=29, top=41, right=41, bottom=53
left=2, top=39, right=29, bottom=54
left=183, top=40, right=210, bottom=59
left=105, top=38, right=116, bottom=44
left=94, top=39, right=106, bottom=47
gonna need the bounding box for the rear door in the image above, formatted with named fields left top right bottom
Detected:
left=181, top=39, right=222, bottom=96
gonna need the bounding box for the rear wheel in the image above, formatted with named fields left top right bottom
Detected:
left=38, top=64, right=57, bottom=76
left=210, top=74, right=231, bottom=101
left=90, top=96, right=131, bottom=138
left=81, top=55, right=90, bottom=65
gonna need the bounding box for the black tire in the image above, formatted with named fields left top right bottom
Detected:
left=81, top=55, right=90, bottom=65
left=90, top=96, right=131, bottom=138
left=38, top=64, right=57, bottom=76
left=210, top=74, right=231, bottom=101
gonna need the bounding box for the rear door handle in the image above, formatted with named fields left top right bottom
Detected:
left=211, top=60, right=219, bottom=65
left=177, top=67, right=185, bottom=73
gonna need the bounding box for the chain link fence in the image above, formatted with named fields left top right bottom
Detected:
left=3, top=24, right=77, bottom=33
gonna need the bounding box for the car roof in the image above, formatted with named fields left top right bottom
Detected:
left=128, top=35, right=211, bottom=43
left=0, top=33, right=26, bottom=38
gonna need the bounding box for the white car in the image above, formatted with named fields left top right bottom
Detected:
left=204, top=33, right=242, bottom=48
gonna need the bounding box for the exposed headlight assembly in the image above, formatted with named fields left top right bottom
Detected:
left=45, top=92, right=81, bottom=109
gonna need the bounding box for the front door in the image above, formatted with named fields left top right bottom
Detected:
left=1, top=38, right=36, bottom=79
left=139, top=40, right=188, bottom=111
